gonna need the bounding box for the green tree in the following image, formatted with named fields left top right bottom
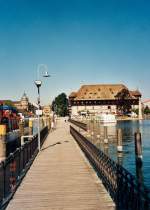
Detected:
left=115, top=88, right=132, bottom=114
left=132, top=108, right=139, bottom=115
left=52, top=93, right=68, bottom=116
left=3, top=100, right=15, bottom=107
left=144, top=106, right=150, bottom=115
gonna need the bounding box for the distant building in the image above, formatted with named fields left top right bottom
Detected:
left=142, top=99, right=150, bottom=108
left=13, top=92, right=29, bottom=112
left=0, top=92, right=35, bottom=116
left=43, top=105, right=51, bottom=117
left=69, top=84, right=142, bottom=117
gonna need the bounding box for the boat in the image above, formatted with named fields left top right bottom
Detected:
left=97, top=113, right=117, bottom=124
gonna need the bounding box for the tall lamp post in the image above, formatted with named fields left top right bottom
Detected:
left=35, top=64, right=50, bottom=152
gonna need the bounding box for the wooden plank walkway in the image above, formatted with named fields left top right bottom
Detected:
left=6, top=118, right=115, bottom=210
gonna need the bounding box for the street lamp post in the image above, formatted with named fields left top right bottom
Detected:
left=35, top=64, right=50, bottom=152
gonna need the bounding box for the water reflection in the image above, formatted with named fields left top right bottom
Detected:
left=83, top=119, right=150, bottom=188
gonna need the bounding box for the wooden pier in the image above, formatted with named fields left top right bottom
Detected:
left=6, top=118, right=115, bottom=210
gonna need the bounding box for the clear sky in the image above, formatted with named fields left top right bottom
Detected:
left=0, top=0, right=150, bottom=104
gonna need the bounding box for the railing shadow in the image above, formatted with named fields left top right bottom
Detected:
left=41, top=142, right=61, bottom=151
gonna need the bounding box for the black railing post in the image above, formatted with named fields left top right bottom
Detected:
left=2, top=161, right=5, bottom=201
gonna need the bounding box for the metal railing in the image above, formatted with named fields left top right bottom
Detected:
left=70, top=125, right=150, bottom=210
left=0, top=126, right=48, bottom=209
left=69, top=119, right=87, bottom=131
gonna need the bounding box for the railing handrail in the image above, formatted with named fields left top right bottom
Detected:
left=70, top=125, right=150, bottom=210
left=68, top=118, right=87, bottom=131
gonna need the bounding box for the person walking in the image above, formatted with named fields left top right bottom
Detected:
left=51, top=120, right=54, bottom=131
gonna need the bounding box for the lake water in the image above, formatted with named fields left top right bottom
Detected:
left=85, top=119, right=150, bottom=188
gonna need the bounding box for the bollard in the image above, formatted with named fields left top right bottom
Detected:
left=29, top=119, right=33, bottom=136
left=104, top=126, right=108, bottom=144
left=135, top=131, right=142, bottom=165
left=0, top=125, right=6, bottom=161
left=117, top=128, right=123, bottom=152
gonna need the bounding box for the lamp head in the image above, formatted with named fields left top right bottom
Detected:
left=43, top=71, right=50, bottom=78
left=35, top=80, right=42, bottom=88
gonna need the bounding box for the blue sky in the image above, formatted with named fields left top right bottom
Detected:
left=0, top=0, right=150, bottom=104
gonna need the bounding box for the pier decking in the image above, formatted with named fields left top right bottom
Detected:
left=6, top=118, right=115, bottom=210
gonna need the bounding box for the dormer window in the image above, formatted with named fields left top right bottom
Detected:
left=109, top=88, right=114, bottom=94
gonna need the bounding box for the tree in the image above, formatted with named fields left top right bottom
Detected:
left=52, top=93, right=68, bottom=116
left=144, top=106, right=150, bottom=115
left=3, top=100, right=16, bottom=108
left=132, top=108, right=139, bottom=115
left=115, top=88, right=132, bottom=114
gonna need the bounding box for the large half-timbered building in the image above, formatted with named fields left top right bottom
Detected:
left=69, top=84, right=142, bottom=117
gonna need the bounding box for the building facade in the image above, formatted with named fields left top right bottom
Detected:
left=1, top=92, right=36, bottom=116
left=13, top=92, right=29, bottom=112
left=42, top=105, right=51, bottom=117
left=69, top=84, right=142, bottom=117
left=142, top=99, right=150, bottom=108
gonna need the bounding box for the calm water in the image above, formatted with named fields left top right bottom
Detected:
left=85, top=119, right=150, bottom=188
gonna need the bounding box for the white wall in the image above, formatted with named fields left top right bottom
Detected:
left=71, top=105, right=117, bottom=116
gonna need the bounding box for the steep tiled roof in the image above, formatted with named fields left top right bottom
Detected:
left=130, top=90, right=141, bottom=97
left=69, top=84, right=142, bottom=101
left=70, top=84, right=129, bottom=100
left=143, top=99, right=150, bottom=103
left=69, top=92, right=77, bottom=98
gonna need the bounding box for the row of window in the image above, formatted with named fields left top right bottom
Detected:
left=71, top=99, right=139, bottom=106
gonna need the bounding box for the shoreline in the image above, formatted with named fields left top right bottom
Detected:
left=117, top=117, right=140, bottom=121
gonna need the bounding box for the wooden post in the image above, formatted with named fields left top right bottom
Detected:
left=138, top=97, right=143, bottom=120
left=0, top=125, right=6, bottom=161
left=41, top=118, right=44, bottom=128
left=97, top=119, right=100, bottom=139
left=136, top=160, right=143, bottom=184
left=135, top=131, right=142, bottom=165
left=43, top=117, right=46, bottom=127
left=117, top=152, right=123, bottom=165
left=87, top=122, right=91, bottom=137
left=29, top=119, right=33, bottom=136
left=19, top=120, right=24, bottom=136
left=48, top=117, right=51, bottom=130
left=104, top=144, right=109, bottom=156
left=117, top=129, right=123, bottom=152
left=104, top=126, right=108, bottom=144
